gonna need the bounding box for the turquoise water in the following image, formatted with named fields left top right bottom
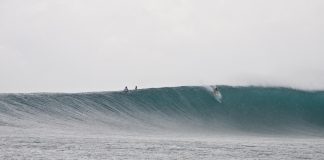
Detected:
left=0, top=86, right=324, bottom=135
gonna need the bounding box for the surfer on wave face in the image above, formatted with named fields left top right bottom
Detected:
left=214, top=86, right=219, bottom=92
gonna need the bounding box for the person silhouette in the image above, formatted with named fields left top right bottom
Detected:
left=124, top=86, right=129, bottom=93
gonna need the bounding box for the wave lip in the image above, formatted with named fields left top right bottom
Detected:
left=0, top=86, right=324, bottom=136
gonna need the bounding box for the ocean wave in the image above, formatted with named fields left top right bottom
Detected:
left=0, top=86, right=323, bottom=135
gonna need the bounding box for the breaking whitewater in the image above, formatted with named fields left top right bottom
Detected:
left=1, top=86, right=324, bottom=159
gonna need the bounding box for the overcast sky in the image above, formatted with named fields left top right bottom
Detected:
left=0, top=0, right=324, bottom=92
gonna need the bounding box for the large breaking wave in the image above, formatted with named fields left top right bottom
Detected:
left=1, top=86, right=324, bottom=136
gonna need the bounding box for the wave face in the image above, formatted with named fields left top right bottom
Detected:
left=1, top=86, right=324, bottom=135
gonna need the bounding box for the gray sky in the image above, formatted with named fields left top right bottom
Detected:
left=1, top=0, right=324, bottom=92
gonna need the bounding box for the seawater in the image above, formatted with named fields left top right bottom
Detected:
left=1, top=86, right=324, bottom=159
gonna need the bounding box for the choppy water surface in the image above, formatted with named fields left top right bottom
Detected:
left=1, top=134, right=324, bottom=160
